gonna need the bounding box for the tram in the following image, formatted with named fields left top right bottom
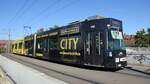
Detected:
left=12, top=16, right=127, bottom=68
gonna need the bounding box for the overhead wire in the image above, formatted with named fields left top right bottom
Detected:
left=7, top=0, right=80, bottom=37
left=6, top=0, right=29, bottom=41
left=8, top=0, right=38, bottom=38
left=30, top=0, right=80, bottom=26
left=7, top=0, right=29, bottom=26
left=12, top=0, right=39, bottom=26
left=24, top=0, right=62, bottom=25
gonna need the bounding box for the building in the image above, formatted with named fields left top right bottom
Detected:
left=0, top=40, right=8, bottom=47
left=124, top=34, right=136, bottom=46
left=0, top=40, right=11, bottom=53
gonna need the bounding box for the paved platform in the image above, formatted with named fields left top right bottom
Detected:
left=0, top=67, right=13, bottom=84
left=1, top=53, right=150, bottom=84
left=0, top=55, right=67, bottom=84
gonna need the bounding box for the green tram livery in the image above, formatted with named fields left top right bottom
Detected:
left=12, top=16, right=127, bottom=68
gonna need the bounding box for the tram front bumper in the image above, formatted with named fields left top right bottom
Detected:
left=116, top=57, right=127, bottom=68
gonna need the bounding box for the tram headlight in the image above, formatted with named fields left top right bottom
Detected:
left=120, top=57, right=126, bottom=61
left=109, top=52, right=112, bottom=57
left=115, top=58, right=119, bottom=62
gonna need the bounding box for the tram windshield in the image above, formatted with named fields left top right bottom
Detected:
left=108, top=30, right=125, bottom=50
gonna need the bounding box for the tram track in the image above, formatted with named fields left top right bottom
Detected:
left=2, top=54, right=100, bottom=84
left=115, top=68, right=150, bottom=79
left=124, top=67, right=150, bottom=75
left=1, top=53, right=150, bottom=84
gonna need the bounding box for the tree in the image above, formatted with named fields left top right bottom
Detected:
left=49, top=25, right=60, bottom=30
left=147, top=28, right=150, bottom=35
left=53, top=25, right=59, bottom=29
left=135, top=29, right=147, bottom=47
left=36, top=28, right=44, bottom=34
left=135, top=28, right=150, bottom=47
left=147, top=28, right=150, bottom=47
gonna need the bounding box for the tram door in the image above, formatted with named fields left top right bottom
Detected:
left=84, top=31, right=103, bottom=65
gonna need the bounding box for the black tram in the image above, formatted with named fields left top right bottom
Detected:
left=23, top=16, right=127, bottom=68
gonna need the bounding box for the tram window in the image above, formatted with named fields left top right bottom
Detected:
left=96, top=32, right=101, bottom=55
left=37, top=38, right=48, bottom=51
left=15, top=44, right=17, bottom=49
left=85, top=32, right=90, bottom=55
left=25, top=42, right=28, bottom=49
left=44, top=39, right=48, bottom=50
left=12, top=44, right=15, bottom=49
left=25, top=41, right=32, bottom=49
left=37, top=40, right=41, bottom=51
left=19, top=43, right=22, bottom=49
left=49, top=38, right=58, bottom=49
left=13, top=44, right=16, bottom=49
left=12, top=45, right=14, bottom=49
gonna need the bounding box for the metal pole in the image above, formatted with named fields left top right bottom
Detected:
left=8, top=28, right=11, bottom=53
left=33, top=34, right=36, bottom=57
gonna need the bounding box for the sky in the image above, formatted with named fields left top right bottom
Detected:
left=0, top=0, right=150, bottom=40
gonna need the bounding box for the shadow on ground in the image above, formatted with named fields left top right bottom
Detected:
left=125, top=66, right=150, bottom=75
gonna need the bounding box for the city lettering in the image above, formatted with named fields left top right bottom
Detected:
left=60, top=37, right=79, bottom=50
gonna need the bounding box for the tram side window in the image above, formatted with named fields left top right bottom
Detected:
left=37, top=38, right=48, bottom=51
left=12, top=44, right=15, bottom=49
left=85, top=32, right=91, bottom=55
left=49, top=38, right=58, bottom=49
left=12, top=45, right=14, bottom=49
left=15, top=44, right=17, bottom=49
left=96, top=32, right=101, bottom=55
left=25, top=42, right=27, bottom=49
left=25, top=41, right=32, bottom=49
left=19, top=43, right=22, bottom=49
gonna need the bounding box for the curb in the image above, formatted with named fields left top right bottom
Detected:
left=125, top=65, right=150, bottom=75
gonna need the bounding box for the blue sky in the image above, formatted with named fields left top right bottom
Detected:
left=0, top=0, right=150, bottom=40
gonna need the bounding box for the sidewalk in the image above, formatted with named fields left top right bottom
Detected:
left=126, top=64, right=150, bottom=75
left=0, top=67, right=14, bottom=84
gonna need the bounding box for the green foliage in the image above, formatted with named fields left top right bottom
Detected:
left=0, top=47, right=6, bottom=53
left=36, top=28, right=44, bottom=34
left=147, top=28, right=150, bottom=35
left=36, top=25, right=60, bottom=34
left=135, top=28, right=150, bottom=47
left=49, top=25, right=60, bottom=30
left=147, top=28, right=150, bottom=46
